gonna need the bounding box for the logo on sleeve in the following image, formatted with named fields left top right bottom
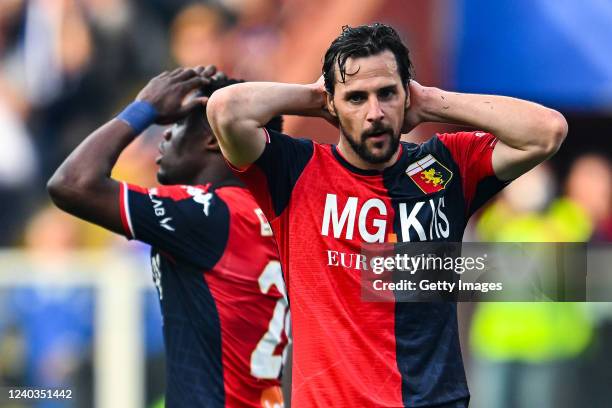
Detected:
left=159, top=217, right=175, bottom=231
left=148, top=188, right=175, bottom=232
left=406, top=154, right=453, bottom=194
left=185, top=186, right=213, bottom=216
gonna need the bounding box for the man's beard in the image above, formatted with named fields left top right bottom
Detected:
left=340, top=121, right=400, bottom=165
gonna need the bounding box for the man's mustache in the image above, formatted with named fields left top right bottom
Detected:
left=362, top=124, right=393, bottom=140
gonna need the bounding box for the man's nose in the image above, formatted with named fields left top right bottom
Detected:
left=366, top=97, right=384, bottom=123
left=163, top=128, right=172, bottom=141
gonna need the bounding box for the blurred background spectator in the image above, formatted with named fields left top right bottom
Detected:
left=0, top=1, right=610, bottom=406
left=469, top=164, right=594, bottom=408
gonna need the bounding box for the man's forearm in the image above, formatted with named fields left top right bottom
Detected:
left=207, top=81, right=327, bottom=167
left=209, top=82, right=324, bottom=128
left=50, top=120, right=134, bottom=188
left=47, top=120, right=134, bottom=208
left=46, top=118, right=135, bottom=234
left=417, top=87, right=567, bottom=152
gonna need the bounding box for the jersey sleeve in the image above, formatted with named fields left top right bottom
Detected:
left=230, top=128, right=314, bottom=221
left=118, top=182, right=229, bottom=269
left=437, top=131, right=509, bottom=218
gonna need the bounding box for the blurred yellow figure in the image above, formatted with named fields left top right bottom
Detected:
left=470, top=163, right=594, bottom=408
left=24, top=204, right=115, bottom=253
left=170, top=4, right=226, bottom=69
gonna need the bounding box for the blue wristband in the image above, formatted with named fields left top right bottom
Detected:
left=116, top=101, right=158, bottom=134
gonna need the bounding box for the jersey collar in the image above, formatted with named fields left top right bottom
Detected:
left=331, top=143, right=405, bottom=176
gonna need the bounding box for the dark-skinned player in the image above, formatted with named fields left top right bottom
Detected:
left=48, top=66, right=289, bottom=408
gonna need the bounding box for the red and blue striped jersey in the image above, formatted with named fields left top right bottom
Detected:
left=118, top=181, right=289, bottom=408
left=234, top=129, right=508, bottom=407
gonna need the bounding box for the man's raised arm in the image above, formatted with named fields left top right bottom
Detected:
left=47, top=67, right=211, bottom=234
left=206, top=80, right=329, bottom=168
left=405, top=81, right=568, bottom=181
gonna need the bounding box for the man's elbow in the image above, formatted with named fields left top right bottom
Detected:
left=47, top=172, right=72, bottom=210
left=206, top=87, right=239, bottom=134
left=47, top=170, right=89, bottom=212
left=538, top=109, right=568, bottom=158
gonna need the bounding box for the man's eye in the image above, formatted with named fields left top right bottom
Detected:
left=348, top=94, right=365, bottom=103
left=379, top=88, right=396, bottom=99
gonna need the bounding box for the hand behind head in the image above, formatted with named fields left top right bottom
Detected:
left=136, top=66, right=218, bottom=125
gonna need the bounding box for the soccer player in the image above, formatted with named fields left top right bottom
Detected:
left=47, top=66, right=289, bottom=407
left=206, top=24, right=568, bottom=407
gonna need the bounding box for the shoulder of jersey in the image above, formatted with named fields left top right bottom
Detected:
left=213, top=185, right=261, bottom=214
left=151, top=184, right=217, bottom=215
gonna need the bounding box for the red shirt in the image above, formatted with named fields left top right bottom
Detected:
left=235, top=129, right=507, bottom=407
left=119, top=181, right=288, bottom=407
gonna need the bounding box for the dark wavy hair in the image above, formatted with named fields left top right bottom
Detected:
left=323, top=23, right=413, bottom=95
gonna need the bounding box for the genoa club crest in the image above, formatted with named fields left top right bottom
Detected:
left=406, top=154, right=453, bottom=194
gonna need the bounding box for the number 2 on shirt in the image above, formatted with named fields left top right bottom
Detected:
left=251, top=260, right=290, bottom=379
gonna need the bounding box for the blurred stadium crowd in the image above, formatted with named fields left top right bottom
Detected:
left=0, top=0, right=611, bottom=407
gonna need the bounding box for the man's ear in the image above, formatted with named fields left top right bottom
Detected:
left=204, top=132, right=221, bottom=152
left=404, top=83, right=411, bottom=109
left=326, top=92, right=337, bottom=118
